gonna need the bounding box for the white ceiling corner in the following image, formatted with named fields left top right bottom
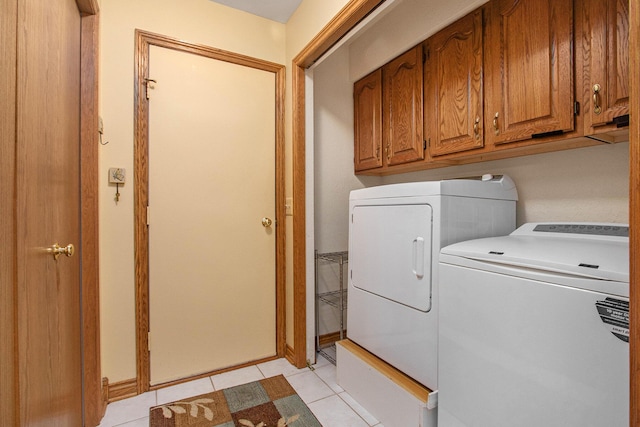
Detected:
left=209, top=0, right=303, bottom=23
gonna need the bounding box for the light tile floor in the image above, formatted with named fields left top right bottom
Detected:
left=97, top=354, right=384, bottom=427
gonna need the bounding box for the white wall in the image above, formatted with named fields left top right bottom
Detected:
left=99, top=0, right=285, bottom=383
left=314, top=47, right=381, bottom=254
left=313, top=47, right=381, bottom=337
left=348, top=0, right=487, bottom=80
left=380, top=143, right=629, bottom=225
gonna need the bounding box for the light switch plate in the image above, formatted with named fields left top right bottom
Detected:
left=285, top=197, right=293, bottom=216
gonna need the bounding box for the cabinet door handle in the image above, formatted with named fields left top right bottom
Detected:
left=593, top=83, right=602, bottom=115
left=474, top=116, right=480, bottom=139
left=492, top=112, right=499, bottom=135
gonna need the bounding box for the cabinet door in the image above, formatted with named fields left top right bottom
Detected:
left=353, top=69, right=383, bottom=172
left=383, top=45, right=424, bottom=166
left=485, top=0, right=574, bottom=145
left=425, top=8, right=484, bottom=157
left=582, top=0, right=629, bottom=131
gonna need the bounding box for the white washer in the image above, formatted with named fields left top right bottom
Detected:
left=347, top=175, right=518, bottom=390
left=438, top=223, right=629, bottom=427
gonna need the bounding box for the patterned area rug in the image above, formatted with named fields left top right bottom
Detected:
left=149, top=374, right=322, bottom=426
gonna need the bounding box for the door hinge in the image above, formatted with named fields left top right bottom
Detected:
left=146, top=206, right=150, bottom=226
left=148, top=331, right=152, bottom=353
left=574, top=101, right=580, bottom=116
left=145, top=78, right=157, bottom=100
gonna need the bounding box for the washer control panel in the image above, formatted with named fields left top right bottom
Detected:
left=532, top=223, right=629, bottom=237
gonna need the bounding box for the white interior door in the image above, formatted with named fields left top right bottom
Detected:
left=147, top=45, right=276, bottom=385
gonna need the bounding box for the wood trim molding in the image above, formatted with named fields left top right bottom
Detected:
left=292, top=64, right=307, bottom=368
left=76, top=0, right=99, bottom=16
left=133, top=29, right=151, bottom=393
left=292, top=0, right=386, bottom=68
left=337, top=339, right=432, bottom=401
left=106, top=378, right=138, bottom=403
left=291, top=0, right=384, bottom=368
left=0, top=0, right=18, bottom=424
left=80, top=11, right=105, bottom=426
left=275, top=65, right=288, bottom=358
left=629, top=0, right=639, bottom=423
left=285, top=344, right=295, bottom=364
left=318, top=331, right=346, bottom=347
left=134, top=29, right=286, bottom=393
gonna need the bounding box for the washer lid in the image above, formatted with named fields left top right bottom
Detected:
left=441, top=223, right=629, bottom=284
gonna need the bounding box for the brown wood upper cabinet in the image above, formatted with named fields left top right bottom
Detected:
left=484, top=0, right=574, bottom=145
left=383, top=44, right=424, bottom=166
left=353, top=0, right=629, bottom=175
left=354, top=69, right=383, bottom=172
left=424, top=8, right=484, bottom=157
left=353, top=45, right=424, bottom=172
left=580, top=0, right=629, bottom=137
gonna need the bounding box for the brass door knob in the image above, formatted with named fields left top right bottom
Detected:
left=49, top=243, right=75, bottom=260
left=261, top=217, right=273, bottom=228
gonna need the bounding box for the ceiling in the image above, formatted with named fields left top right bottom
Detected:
left=209, top=0, right=303, bottom=23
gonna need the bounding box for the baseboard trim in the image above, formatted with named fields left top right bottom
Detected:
left=107, top=378, right=138, bottom=403
left=285, top=344, right=295, bottom=365
left=318, top=330, right=346, bottom=347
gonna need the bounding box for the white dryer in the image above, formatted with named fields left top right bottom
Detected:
left=438, top=223, right=629, bottom=426
left=347, top=175, right=518, bottom=390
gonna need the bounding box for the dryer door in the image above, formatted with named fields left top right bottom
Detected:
left=350, top=203, right=433, bottom=312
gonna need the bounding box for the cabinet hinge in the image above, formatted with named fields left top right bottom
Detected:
left=423, top=49, right=430, bottom=63
left=613, top=114, right=629, bottom=128
left=148, top=331, right=152, bottom=353
left=423, top=140, right=427, bottom=150
left=532, top=129, right=564, bottom=139
left=574, top=101, right=580, bottom=116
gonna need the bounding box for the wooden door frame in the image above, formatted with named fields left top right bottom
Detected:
left=1, top=0, right=102, bottom=426
left=629, top=0, right=639, bottom=424
left=289, top=0, right=385, bottom=368
left=133, top=30, right=286, bottom=393
left=291, top=0, right=640, bottom=424
left=79, top=3, right=105, bottom=426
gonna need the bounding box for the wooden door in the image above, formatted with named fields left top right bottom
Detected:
left=14, top=0, right=83, bottom=424
left=135, top=34, right=284, bottom=386
left=383, top=44, right=424, bottom=166
left=582, top=0, right=629, bottom=131
left=484, top=0, right=574, bottom=145
left=425, top=8, right=484, bottom=157
left=354, top=69, right=383, bottom=172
